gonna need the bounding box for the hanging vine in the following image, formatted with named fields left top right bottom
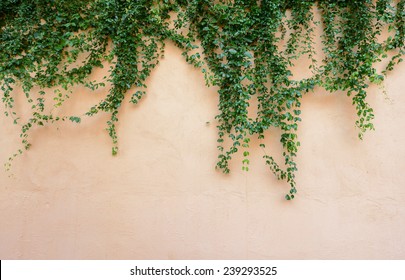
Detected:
left=1, top=0, right=404, bottom=199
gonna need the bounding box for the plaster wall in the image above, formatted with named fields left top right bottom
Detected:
left=1, top=32, right=405, bottom=259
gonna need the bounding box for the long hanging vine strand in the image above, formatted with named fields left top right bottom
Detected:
left=1, top=0, right=404, bottom=199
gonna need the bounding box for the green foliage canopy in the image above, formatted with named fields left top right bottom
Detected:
left=1, top=0, right=404, bottom=199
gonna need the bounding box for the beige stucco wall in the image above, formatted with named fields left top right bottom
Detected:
left=1, top=35, right=405, bottom=259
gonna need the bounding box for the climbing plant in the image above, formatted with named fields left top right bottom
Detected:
left=1, top=0, right=404, bottom=199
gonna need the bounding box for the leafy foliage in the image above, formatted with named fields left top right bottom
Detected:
left=1, top=0, right=404, bottom=199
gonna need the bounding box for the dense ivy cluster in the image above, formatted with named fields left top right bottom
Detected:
left=1, top=0, right=404, bottom=199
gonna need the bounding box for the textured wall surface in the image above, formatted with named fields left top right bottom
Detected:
left=1, top=38, right=405, bottom=259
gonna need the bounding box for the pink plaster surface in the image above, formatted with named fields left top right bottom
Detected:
left=1, top=39, right=405, bottom=259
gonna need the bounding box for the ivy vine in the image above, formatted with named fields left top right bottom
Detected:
left=1, top=0, right=404, bottom=199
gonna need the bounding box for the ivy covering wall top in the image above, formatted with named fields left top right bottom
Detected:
left=1, top=0, right=404, bottom=199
